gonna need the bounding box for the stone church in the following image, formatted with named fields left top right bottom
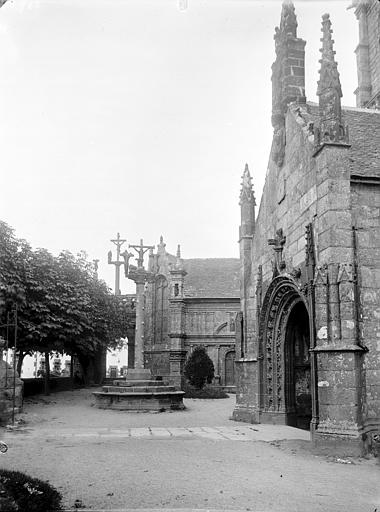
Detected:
left=233, top=0, right=380, bottom=455
left=142, top=237, right=240, bottom=389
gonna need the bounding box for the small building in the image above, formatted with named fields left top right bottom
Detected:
left=143, top=238, right=240, bottom=389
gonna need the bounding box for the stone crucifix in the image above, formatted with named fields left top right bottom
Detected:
left=108, top=232, right=127, bottom=296
left=129, top=239, right=155, bottom=269
left=127, top=239, right=155, bottom=370
left=268, top=228, right=286, bottom=275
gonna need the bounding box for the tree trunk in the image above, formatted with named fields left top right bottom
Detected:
left=93, top=348, right=107, bottom=385
left=44, top=352, right=50, bottom=396
left=16, top=351, right=25, bottom=377
left=77, top=355, right=95, bottom=386
left=70, top=352, right=74, bottom=390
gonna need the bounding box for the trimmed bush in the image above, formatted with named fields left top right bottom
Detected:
left=0, top=469, right=62, bottom=511
left=184, top=346, right=214, bottom=390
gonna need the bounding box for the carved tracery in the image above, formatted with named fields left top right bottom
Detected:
left=258, top=276, right=308, bottom=413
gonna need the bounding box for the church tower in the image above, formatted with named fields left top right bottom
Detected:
left=352, top=0, right=380, bottom=108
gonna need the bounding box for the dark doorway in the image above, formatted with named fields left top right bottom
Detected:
left=225, top=351, right=235, bottom=386
left=284, top=301, right=311, bottom=430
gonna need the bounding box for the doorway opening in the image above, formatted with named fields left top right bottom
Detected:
left=284, top=301, right=311, bottom=430
left=225, top=351, right=235, bottom=386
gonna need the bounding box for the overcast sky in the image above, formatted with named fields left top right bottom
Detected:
left=0, top=0, right=357, bottom=293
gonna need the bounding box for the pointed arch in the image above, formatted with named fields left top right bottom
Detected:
left=258, top=275, right=311, bottom=422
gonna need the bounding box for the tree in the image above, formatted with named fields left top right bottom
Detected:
left=0, top=221, right=134, bottom=388
left=184, top=346, right=215, bottom=390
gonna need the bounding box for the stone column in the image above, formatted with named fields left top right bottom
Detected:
left=127, top=267, right=155, bottom=378
left=134, top=276, right=146, bottom=370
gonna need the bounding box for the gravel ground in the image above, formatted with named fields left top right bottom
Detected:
left=0, top=388, right=379, bottom=512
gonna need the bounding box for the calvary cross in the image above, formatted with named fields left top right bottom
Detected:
left=129, top=239, right=155, bottom=269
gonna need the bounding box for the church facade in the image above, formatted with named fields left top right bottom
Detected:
left=142, top=238, right=240, bottom=389
left=233, top=0, right=380, bottom=455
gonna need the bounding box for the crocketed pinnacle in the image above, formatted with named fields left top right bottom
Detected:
left=314, top=13, right=349, bottom=151
left=174, top=244, right=184, bottom=271
left=317, top=14, right=342, bottom=98
left=240, top=163, right=255, bottom=205
left=279, top=0, right=297, bottom=38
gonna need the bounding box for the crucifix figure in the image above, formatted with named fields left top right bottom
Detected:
left=268, top=228, right=286, bottom=275
left=108, top=232, right=127, bottom=295
left=129, top=239, right=155, bottom=269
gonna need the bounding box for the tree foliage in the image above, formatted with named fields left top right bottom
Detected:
left=0, top=220, right=133, bottom=377
left=184, top=345, right=215, bottom=390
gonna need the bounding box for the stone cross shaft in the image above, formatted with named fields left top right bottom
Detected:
left=127, top=239, right=155, bottom=370
left=268, top=229, right=286, bottom=271
left=108, top=232, right=127, bottom=296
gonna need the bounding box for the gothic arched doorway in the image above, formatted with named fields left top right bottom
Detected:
left=284, top=300, right=311, bottom=430
left=259, top=276, right=313, bottom=430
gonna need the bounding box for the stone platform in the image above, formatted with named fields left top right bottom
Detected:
left=93, top=369, right=185, bottom=412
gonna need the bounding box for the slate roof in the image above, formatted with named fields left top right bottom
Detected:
left=306, top=102, right=380, bottom=177
left=183, top=258, right=240, bottom=298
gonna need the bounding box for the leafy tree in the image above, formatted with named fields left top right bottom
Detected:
left=184, top=345, right=215, bottom=390
left=0, top=221, right=134, bottom=388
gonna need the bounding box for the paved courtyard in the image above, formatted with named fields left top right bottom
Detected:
left=0, top=388, right=379, bottom=512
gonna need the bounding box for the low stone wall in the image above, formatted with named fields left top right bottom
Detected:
left=0, top=361, right=23, bottom=425
left=22, top=377, right=81, bottom=397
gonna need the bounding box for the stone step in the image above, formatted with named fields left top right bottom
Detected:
left=94, top=390, right=184, bottom=397
left=101, top=386, right=177, bottom=393
left=112, top=380, right=168, bottom=387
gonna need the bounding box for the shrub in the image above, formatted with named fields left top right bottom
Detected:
left=0, top=469, right=62, bottom=511
left=184, top=346, right=214, bottom=390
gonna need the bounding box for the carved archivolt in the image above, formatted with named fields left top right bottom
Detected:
left=258, top=276, right=308, bottom=412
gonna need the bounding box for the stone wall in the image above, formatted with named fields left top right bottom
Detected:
left=351, top=180, right=380, bottom=443
left=235, top=104, right=318, bottom=422
left=0, top=360, right=23, bottom=425
left=366, top=0, right=380, bottom=101
left=354, top=0, right=380, bottom=107
left=183, top=298, right=239, bottom=386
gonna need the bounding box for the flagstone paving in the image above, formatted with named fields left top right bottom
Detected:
left=0, top=388, right=378, bottom=512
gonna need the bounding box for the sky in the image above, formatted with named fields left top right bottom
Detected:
left=0, top=0, right=358, bottom=294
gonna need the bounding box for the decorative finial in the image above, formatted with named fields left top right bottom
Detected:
left=240, top=164, right=255, bottom=205
left=314, top=14, right=350, bottom=153
left=174, top=244, right=184, bottom=270
left=157, top=235, right=166, bottom=254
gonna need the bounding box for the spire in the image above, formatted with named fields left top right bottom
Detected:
left=314, top=14, right=350, bottom=153
left=239, top=163, right=255, bottom=240
left=174, top=244, right=184, bottom=271
left=239, top=164, right=255, bottom=205
left=317, top=14, right=342, bottom=99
